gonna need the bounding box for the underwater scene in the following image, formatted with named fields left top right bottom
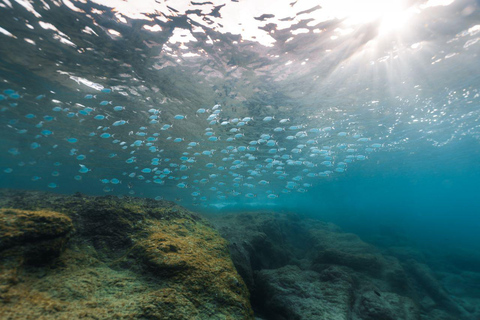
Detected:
left=1, top=0, right=480, bottom=319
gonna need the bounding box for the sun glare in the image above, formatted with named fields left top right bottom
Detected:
left=322, top=0, right=413, bottom=34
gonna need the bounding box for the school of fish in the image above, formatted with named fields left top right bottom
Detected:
left=1, top=87, right=384, bottom=206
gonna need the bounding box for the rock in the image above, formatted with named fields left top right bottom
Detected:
left=209, top=212, right=310, bottom=291
left=354, top=290, right=420, bottom=320
left=386, top=246, right=428, bottom=263
left=0, top=189, right=253, bottom=320
left=314, top=249, right=383, bottom=274
left=208, top=211, right=472, bottom=320
left=425, top=308, right=465, bottom=320
left=382, top=256, right=412, bottom=294
left=306, top=220, right=415, bottom=297
left=308, top=226, right=385, bottom=275
left=405, top=260, right=470, bottom=319
left=140, top=288, right=199, bottom=319
left=255, top=265, right=354, bottom=320
left=0, top=208, right=73, bottom=264
left=135, top=215, right=251, bottom=318
left=0, top=208, right=73, bottom=303
left=254, top=264, right=421, bottom=320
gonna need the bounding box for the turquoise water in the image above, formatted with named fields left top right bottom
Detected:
left=1, top=0, right=479, bottom=250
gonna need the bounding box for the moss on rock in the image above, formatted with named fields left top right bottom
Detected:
left=0, top=208, right=73, bottom=271
left=0, top=208, right=73, bottom=251
left=0, top=189, right=253, bottom=320
left=137, top=218, right=251, bottom=319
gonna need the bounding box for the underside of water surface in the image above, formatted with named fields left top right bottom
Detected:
left=0, top=0, right=480, bottom=319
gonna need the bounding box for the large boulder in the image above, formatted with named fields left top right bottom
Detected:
left=0, top=208, right=73, bottom=264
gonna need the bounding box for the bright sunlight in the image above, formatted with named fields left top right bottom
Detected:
left=321, top=0, right=414, bottom=34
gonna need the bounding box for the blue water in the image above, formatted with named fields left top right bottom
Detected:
left=1, top=0, right=480, bottom=252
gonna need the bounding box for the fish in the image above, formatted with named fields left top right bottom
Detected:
left=113, top=120, right=127, bottom=126
left=79, top=164, right=89, bottom=173
left=263, top=116, right=274, bottom=122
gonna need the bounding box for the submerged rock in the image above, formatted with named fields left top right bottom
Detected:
left=355, top=290, right=420, bottom=320
left=0, top=189, right=253, bottom=319
left=256, top=265, right=354, bottom=320
left=0, top=208, right=73, bottom=264
left=208, top=211, right=473, bottom=320
left=208, top=211, right=311, bottom=291
left=405, top=260, right=471, bottom=319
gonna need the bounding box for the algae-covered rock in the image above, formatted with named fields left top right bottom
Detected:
left=0, top=207, right=73, bottom=305
left=0, top=189, right=253, bottom=320
left=0, top=208, right=73, bottom=263
left=136, top=218, right=251, bottom=319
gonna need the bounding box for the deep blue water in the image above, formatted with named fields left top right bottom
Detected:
left=1, top=0, right=480, bottom=252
